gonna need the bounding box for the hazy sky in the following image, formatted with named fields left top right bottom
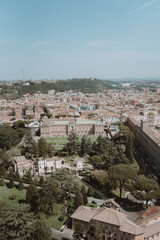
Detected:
left=0, top=0, right=160, bottom=80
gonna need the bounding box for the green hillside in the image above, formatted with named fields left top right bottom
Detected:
left=0, top=78, right=121, bottom=99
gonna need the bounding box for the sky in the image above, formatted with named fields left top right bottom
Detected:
left=0, top=0, right=160, bottom=81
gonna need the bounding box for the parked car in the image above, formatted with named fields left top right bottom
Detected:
left=91, top=200, right=97, bottom=204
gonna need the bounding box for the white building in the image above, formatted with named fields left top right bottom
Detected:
left=12, top=156, right=34, bottom=176
left=74, top=157, right=84, bottom=170
left=37, top=156, right=65, bottom=174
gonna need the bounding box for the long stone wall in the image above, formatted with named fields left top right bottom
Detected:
left=127, top=117, right=160, bottom=171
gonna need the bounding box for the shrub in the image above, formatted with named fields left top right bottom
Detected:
left=58, top=215, right=64, bottom=221
left=9, top=194, right=17, bottom=200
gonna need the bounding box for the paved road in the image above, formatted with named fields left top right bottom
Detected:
left=88, top=197, right=105, bottom=205
left=4, top=178, right=41, bottom=189
left=51, top=228, right=73, bottom=240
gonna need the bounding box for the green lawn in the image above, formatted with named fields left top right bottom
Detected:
left=0, top=186, right=26, bottom=205
left=45, top=137, right=68, bottom=142
left=112, top=189, right=126, bottom=199
left=65, top=156, right=74, bottom=163
left=86, top=203, right=98, bottom=208
left=39, top=203, right=68, bottom=230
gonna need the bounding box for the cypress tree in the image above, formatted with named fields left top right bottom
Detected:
left=14, top=168, right=21, bottom=181
left=7, top=177, right=15, bottom=188
left=39, top=176, right=44, bottom=186
left=27, top=169, right=33, bottom=184
left=81, top=185, right=88, bottom=205
left=87, top=187, right=94, bottom=197
left=26, top=184, right=38, bottom=211
left=18, top=179, right=24, bottom=190
left=0, top=165, right=6, bottom=176
left=0, top=177, right=5, bottom=186
left=74, top=192, right=84, bottom=209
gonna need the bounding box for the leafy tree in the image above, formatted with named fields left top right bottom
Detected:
left=28, top=220, right=52, bottom=240
left=13, top=120, right=29, bottom=130
left=109, top=164, right=136, bottom=199
left=74, top=224, right=84, bottom=239
left=91, top=170, right=109, bottom=188
left=51, top=169, right=81, bottom=195
left=90, top=155, right=102, bottom=169
left=0, top=125, right=20, bottom=150
left=131, top=176, right=160, bottom=208
left=74, top=192, right=84, bottom=209
left=86, top=220, right=100, bottom=240
left=81, top=185, right=88, bottom=205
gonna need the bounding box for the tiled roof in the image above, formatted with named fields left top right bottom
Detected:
left=93, top=207, right=126, bottom=226
left=71, top=206, right=99, bottom=222
left=71, top=206, right=144, bottom=236
left=120, top=219, right=144, bottom=235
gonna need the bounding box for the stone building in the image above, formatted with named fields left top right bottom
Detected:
left=71, top=206, right=144, bottom=240
left=127, top=116, right=160, bottom=171
left=40, top=118, right=105, bottom=137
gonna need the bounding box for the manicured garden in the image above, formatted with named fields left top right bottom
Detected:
left=0, top=185, right=26, bottom=205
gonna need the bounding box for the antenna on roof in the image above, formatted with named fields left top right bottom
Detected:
left=23, top=69, right=25, bottom=81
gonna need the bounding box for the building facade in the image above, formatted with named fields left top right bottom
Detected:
left=40, top=118, right=105, bottom=137
left=71, top=206, right=144, bottom=240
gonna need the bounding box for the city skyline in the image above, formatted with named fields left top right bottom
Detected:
left=0, top=0, right=160, bottom=81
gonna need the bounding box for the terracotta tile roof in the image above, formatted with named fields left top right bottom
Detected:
left=120, top=219, right=144, bottom=235
left=71, top=206, right=144, bottom=236
left=140, top=219, right=160, bottom=238
left=71, top=206, right=99, bottom=222
left=93, top=207, right=126, bottom=226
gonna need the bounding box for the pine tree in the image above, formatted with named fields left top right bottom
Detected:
left=29, top=220, right=52, bottom=240
left=0, top=200, right=33, bottom=240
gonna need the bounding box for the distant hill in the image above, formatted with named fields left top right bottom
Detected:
left=0, top=78, right=122, bottom=99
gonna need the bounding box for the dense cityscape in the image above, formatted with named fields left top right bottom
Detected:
left=0, top=79, right=160, bottom=239
left=1, top=0, right=160, bottom=239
